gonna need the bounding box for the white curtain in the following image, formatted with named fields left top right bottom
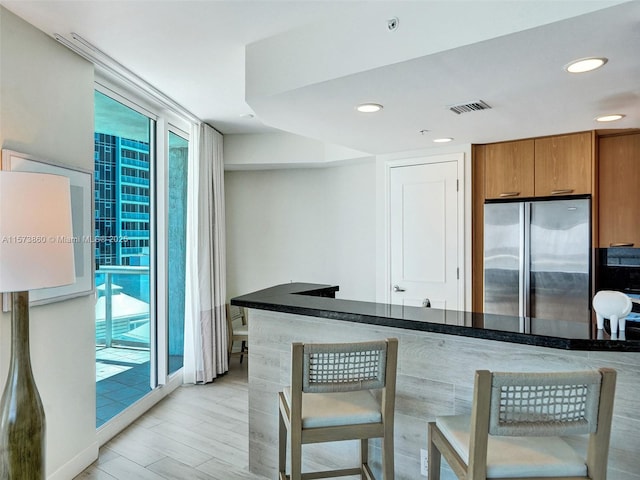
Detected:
left=183, top=123, right=228, bottom=384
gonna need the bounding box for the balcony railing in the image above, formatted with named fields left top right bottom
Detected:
left=96, top=265, right=150, bottom=349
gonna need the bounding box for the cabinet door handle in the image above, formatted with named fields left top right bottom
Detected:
left=551, top=189, right=574, bottom=195
left=499, top=192, right=520, bottom=197
left=610, top=243, right=634, bottom=247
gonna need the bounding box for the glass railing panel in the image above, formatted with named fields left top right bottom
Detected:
left=95, top=266, right=150, bottom=349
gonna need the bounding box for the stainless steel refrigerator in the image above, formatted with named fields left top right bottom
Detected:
left=484, top=198, right=591, bottom=323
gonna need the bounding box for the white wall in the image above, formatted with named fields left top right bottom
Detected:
left=0, top=7, right=97, bottom=478
left=225, top=160, right=377, bottom=302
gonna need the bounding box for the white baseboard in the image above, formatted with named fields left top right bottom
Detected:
left=48, top=441, right=99, bottom=480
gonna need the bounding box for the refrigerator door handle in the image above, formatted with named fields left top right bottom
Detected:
left=521, top=203, right=532, bottom=318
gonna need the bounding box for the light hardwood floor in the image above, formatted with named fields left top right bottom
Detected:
left=75, top=360, right=267, bottom=480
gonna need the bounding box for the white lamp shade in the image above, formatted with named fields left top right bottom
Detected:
left=0, top=171, right=76, bottom=292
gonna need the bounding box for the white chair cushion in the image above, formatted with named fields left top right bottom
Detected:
left=233, top=325, right=248, bottom=336
left=284, top=387, right=382, bottom=428
left=436, top=415, right=587, bottom=478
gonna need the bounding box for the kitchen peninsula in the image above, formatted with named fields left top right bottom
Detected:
left=232, top=283, right=640, bottom=480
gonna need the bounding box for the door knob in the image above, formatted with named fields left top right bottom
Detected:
left=393, top=285, right=405, bottom=292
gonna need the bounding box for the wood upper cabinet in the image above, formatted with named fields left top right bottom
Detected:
left=598, top=132, right=640, bottom=248
left=484, top=139, right=535, bottom=199
left=534, top=132, right=592, bottom=197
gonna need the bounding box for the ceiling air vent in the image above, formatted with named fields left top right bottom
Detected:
left=448, top=100, right=492, bottom=115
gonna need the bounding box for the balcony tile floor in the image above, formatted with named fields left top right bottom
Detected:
left=96, top=347, right=152, bottom=427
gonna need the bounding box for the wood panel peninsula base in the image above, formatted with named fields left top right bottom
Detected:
left=232, top=283, right=640, bottom=480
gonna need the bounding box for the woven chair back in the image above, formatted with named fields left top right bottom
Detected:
left=488, top=370, right=602, bottom=436
left=302, top=340, right=388, bottom=393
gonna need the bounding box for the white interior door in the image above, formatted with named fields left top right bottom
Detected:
left=390, top=160, right=459, bottom=310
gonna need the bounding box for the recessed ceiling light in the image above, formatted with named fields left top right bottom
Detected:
left=356, top=103, right=383, bottom=113
left=565, top=57, right=608, bottom=73
left=595, top=114, right=625, bottom=122
left=433, top=137, right=453, bottom=143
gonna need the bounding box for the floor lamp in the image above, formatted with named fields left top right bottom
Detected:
left=0, top=171, right=75, bottom=479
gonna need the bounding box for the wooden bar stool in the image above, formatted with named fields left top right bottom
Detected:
left=428, top=368, right=616, bottom=480
left=278, top=338, right=398, bottom=480
left=225, top=304, right=248, bottom=363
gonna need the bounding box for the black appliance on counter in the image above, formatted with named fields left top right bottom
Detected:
left=595, top=247, right=640, bottom=337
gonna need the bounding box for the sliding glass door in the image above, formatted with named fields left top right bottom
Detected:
left=94, top=82, right=191, bottom=428
left=94, top=90, right=154, bottom=426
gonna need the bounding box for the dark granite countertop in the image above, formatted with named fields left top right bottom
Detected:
left=231, top=283, right=640, bottom=352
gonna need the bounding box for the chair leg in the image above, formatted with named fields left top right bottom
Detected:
left=427, top=423, right=441, bottom=480
left=278, top=410, right=287, bottom=478
left=360, top=438, right=368, bottom=478
left=382, top=428, right=394, bottom=479
left=240, top=341, right=246, bottom=363
left=290, top=436, right=302, bottom=480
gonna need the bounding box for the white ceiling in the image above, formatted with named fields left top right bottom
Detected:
left=2, top=1, right=639, bottom=155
